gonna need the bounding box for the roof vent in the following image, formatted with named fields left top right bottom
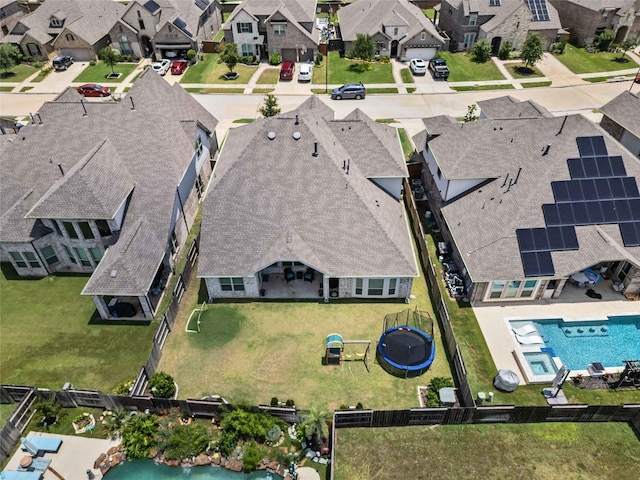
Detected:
left=292, top=131, right=301, bottom=140
left=110, top=269, right=117, bottom=278
left=267, top=131, right=276, bottom=140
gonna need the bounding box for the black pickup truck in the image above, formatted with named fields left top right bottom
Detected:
left=428, top=58, right=450, bottom=79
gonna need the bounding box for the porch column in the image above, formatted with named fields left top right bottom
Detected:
left=139, top=295, right=154, bottom=319
left=323, top=276, right=330, bottom=303
left=92, top=295, right=110, bottom=320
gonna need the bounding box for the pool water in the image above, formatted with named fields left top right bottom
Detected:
left=104, top=461, right=270, bottom=479
left=533, top=315, right=640, bottom=371
left=523, top=351, right=558, bottom=375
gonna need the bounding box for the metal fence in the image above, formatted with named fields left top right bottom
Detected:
left=403, top=179, right=475, bottom=407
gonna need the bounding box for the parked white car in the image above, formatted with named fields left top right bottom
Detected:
left=409, top=58, right=427, bottom=76
left=152, top=59, right=171, bottom=76
left=298, top=63, right=312, bottom=82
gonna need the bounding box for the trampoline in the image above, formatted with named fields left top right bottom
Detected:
left=377, top=325, right=435, bottom=377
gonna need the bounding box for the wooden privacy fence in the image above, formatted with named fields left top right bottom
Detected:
left=403, top=179, right=475, bottom=407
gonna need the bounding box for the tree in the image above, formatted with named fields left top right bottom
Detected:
left=464, top=104, right=479, bottom=123
left=149, top=371, right=176, bottom=398
left=617, top=38, right=637, bottom=60
left=0, top=43, right=20, bottom=75
left=98, top=47, right=120, bottom=75
left=520, top=32, right=544, bottom=69
left=259, top=93, right=281, bottom=117
left=349, top=33, right=376, bottom=63
left=302, top=404, right=330, bottom=444
left=220, top=42, right=241, bottom=73
left=470, top=39, right=491, bottom=63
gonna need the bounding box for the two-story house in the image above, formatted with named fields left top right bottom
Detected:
left=439, top=0, right=564, bottom=54
left=549, top=0, right=640, bottom=46
left=0, top=70, right=218, bottom=320
left=113, top=0, right=223, bottom=60
left=0, top=0, right=29, bottom=39
left=600, top=91, right=640, bottom=159
left=338, top=0, right=449, bottom=60
left=223, top=0, right=318, bottom=61
left=198, top=98, right=419, bottom=302
left=413, top=97, right=640, bottom=303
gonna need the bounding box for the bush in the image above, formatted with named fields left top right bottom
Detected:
left=355, top=402, right=364, bottom=409
left=122, top=414, right=159, bottom=459
left=216, top=430, right=237, bottom=457
left=241, top=55, right=257, bottom=65
left=378, top=56, right=390, bottom=63
left=34, top=396, right=62, bottom=426
left=266, top=425, right=282, bottom=444
left=471, top=39, right=492, bottom=63
left=315, top=52, right=323, bottom=65
left=242, top=442, right=263, bottom=472
left=551, top=40, right=566, bottom=54
left=220, top=408, right=282, bottom=443
left=498, top=41, right=512, bottom=60
left=270, top=397, right=279, bottom=406
left=114, top=379, right=134, bottom=395
left=187, top=49, right=196, bottom=61
left=164, top=424, right=210, bottom=460
left=269, top=53, right=282, bottom=65
left=149, top=371, right=176, bottom=398
left=89, top=60, right=96, bottom=66
left=285, top=399, right=295, bottom=407
left=348, top=63, right=370, bottom=73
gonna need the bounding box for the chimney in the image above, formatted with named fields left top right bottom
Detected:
left=312, top=141, right=318, bottom=157
left=57, top=163, right=64, bottom=176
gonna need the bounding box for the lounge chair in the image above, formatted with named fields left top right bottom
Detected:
left=0, top=471, right=43, bottom=480
left=511, top=324, right=539, bottom=336
left=303, top=268, right=314, bottom=283
left=22, top=435, right=62, bottom=454
left=284, top=267, right=295, bottom=283
left=515, top=333, right=545, bottom=345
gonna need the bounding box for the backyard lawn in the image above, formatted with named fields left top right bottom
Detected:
left=0, top=264, right=155, bottom=392
left=312, top=52, right=394, bottom=85
left=181, top=53, right=256, bottom=84
left=0, top=63, right=38, bottom=83
left=334, top=422, right=640, bottom=480
left=553, top=44, right=639, bottom=74
left=73, top=61, right=138, bottom=83
left=439, top=52, right=505, bottom=82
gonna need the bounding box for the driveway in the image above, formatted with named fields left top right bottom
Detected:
left=28, top=60, right=89, bottom=94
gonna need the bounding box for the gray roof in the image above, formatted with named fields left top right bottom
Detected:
left=557, top=0, right=634, bottom=12
left=198, top=98, right=418, bottom=279
left=451, top=0, right=562, bottom=33
left=0, top=70, right=217, bottom=296
left=477, top=96, right=553, bottom=119
left=338, top=0, right=445, bottom=46
left=13, top=0, right=124, bottom=46
left=600, top=91, right=640, bottom=139
left=423, top=113, right=640, bottom=281
left=228, top=0, right=316, bottom=24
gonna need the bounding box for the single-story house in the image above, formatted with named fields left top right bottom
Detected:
left=223, top=0, right=318, bottom=61
left=338, top=0, right=449, bottom=60
left=0, top=70, right=218, bottom=320
left=198, top=98, right=419, bottom=301
left=413, top=97, right=640, bottom=303
left=477, top=95, right=554, bottom=119
left=599, top=90, right=640, bottom=159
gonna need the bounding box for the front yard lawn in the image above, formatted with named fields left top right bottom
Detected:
left=439, top=52, right=505, bottom=82
left=553, top=44, right=639, bottom=74
left=0, top=264, right=155, bottom=392
left=256, top=68, right=280, bottom=84
left=312, top=52, right=394, bottom=85
left=181, top=53, right=255, bottom=84
left=509, top=63, right=544, bottom=78
left=73, top=61, right=137, bottom=83
left=335, top=422, right=640, bottom=480
left=400, top=68, right=413, bottom=83
left=0, top=63, right=38, bottom=82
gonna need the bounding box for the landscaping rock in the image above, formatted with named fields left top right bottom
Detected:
left=193, top=454, right=210, bottom=466
left=226, top=458, right=243, bottom=472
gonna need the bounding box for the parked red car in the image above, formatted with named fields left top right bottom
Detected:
left=171, top=60, right=188, bottom=75
left=279, top=61, right=295, bottom=80
left=76, top=84, right=111, bottom=97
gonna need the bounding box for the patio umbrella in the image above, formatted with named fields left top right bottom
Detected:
left=493, top=369, right=520, bottom=392
left=20, top=437, right=38, bottom=456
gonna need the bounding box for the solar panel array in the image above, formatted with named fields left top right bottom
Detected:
left=517, top=136, right=640, bottom=277
left=195, top=0, right=209, bottom=10
left=173, top=17, right=193, bottom=37
left=143, top=0, right=160, bottom=14
left=525, top=0, right=550, bottom=21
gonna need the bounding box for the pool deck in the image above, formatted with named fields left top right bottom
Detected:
left=4, top=431, right=119, bottom=479
left=473, top=286, right=640, bottom=384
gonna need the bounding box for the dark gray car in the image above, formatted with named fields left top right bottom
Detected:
left=331, top=83, right=366, bottom=100
left=52, top=56, right=73, bottom=71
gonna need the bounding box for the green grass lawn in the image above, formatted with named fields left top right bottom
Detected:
left=181, top=54, right=256, bottom=84
left=398, top=128, right=413, bottom=160
left=522, top=81, right=552, bottom=88
left=400, top=68, right=413, bottom=83
left=252, top=88, right=274, bottom=94
left=312, top=52, right=394, bottom=85
left=422, top=8, right=435, bottom=20
left=451, top=84, right=514, bottom=91
left=584, top=74, right=636, bottom=83
left=73, top=61, right=137, bottom=83
left=440, top=52, right=505, bottom=82
left=0, top=86, right=13, bottom=91
left=0, top=63, right=38, bottom=82
left=509, top=63, right=544, bottom=78
left=553, top=44, right=639, bottom=74
left=24, top=407, right=109, bottom=439
left=0, top=264, right=155, bottom=392
left=334, top=422, right=640, bottom=480
left=256, top=68, right=280, bottom=84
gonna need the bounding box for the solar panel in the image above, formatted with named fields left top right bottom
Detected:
left=525, top=0, right=550, bottom=21
left=543, top=204, right=561, bottom=226
left=620, top=222, right=640, bottom=247
left=557, top=203, right=575, bottom=225
left=551, top=181, right=570, bottom=202
left=585, top=201, right=604, bottom=224
left=592, top=137, right=607, bottom=156
left=195, top=0, right=209, bottom=10
left=532, top=228, right=549, bottom=250
left=516, top=229, right=535, bottom=252
left=576, top=136, right=595, bottom=157
left=489, top=0, right=501, bottom=5
left=580, top=179, right=598, bottom=200
left=571, top=201, right=589, bottom=225
left=546, top=226, right=564, bottom=250
left=566, top=182, right=583, bottom=201
left=583, top=157, right=599, bottom=178
left=630, top=199, right=640, bottom=221
left=567, top=158, right=585, bottom=179
left=594, top=178, right=612, bottom=200
left=614, top=200, right=633, bottom=222
left=622, top=177, right=640, bottom=198
left=173, top=17, right=193, bottom=37
left=600, top=200, right=618, bottom=223
left=143, top=0, right=160, bottom=13
left=596, top=156, right=613, bottom=177
left=610, top=156, right=627, bottom=176
left=560, top=226, right=579, bottom=250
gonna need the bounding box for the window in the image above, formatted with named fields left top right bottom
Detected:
left=488, top=279, right=538, bottom=299
left=393, top=27, right=398, bottom=35
left=355, top=278, right=363, bottom=295
left=464, top=32, right=476, bottom=49
left=137, top=10, right=141, bottom=18
left=170, top=230, right=179, bottom=254
left=52, top=220, right=63, bottom=236
left=602, top=10, right=610, bottom=21
left=120, top=35, right=133, bottom=56
left=389, top=278, right=397, bottom=295
left=505, top=280, right=521, bottom=298
left=220, top=277, right=244, bottom=291
left=63, top=245, right=76, bottom=263
left=195, top=136, right=203, bottom=155
left=23, top=251, right=40, bottom=268
left=2, top=26, right=8, bottom=36
left=78, top=221, right=94, bottom=239
left=489, top=280, right=505, bottom=299
left=96, top=220, right=111, bottom=237
left=367, top=279, right=384, bottom=295
left=420, top=32, right=426, bottom=41
left=195, top=175, right=204, bottom=198
left=274, top=24, right=285, bottom=35
left=73, top=247, right=92, bottom=267
left=66, top=33, right=74, bottom=41
left=618, top=262, right=632, bottom=282
left=89, top=247, right=103, bottom=263
left=63, top=221, right=78, bottom=239
left=237, top=22, right=252, bottom=33
left=468, top=14, right=478, bottom=26
left=241, top=44, right=253, bottom=56
left=27, top=43, right=41, bottom=57
left=50, top=18, right=63, bottom=28
left=520, top=280, right=538, bottom=298
left=9, top=252, right=27, bottom=268
left=139, top=19, right=145, bottom=30
left=40, top=245, right=59, bottom=265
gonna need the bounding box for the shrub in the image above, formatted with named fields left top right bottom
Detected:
left=285, top=399, right=295, bottom=407
left=33, top=396, right=62, bottom=426
left=431, top=376, right=455, bottom=390
left=315, top=52, right=323, bottom=65
left=270, top=397, right=279, bottom=406
left=355, top=402, right=364, bottom=409
left=241, top=55, right=257, bottom=65
left=164, top=424, right=210, bottom=460
left=216, top=430, right=237, bottom=457
left=114, top=379, right=134, bottom=395
left=221, top=408, right=282, bottom=443
left=498, top=41, right=512, bottom=60
left=266, top=425, right=282, bottom=444
left=339, top=404, right=348, bottom=410
left=32, top=60, right=43, bottom=69
left=378, top=56, right=390, bottom=63
left=242, top=442, right=263, bottom=472
left=122, top=414, right=159, bottom=459
left=348, top=63, right=369, bottom=73
left=269, top=53, right=282, bottom=65
left=22, top=55, right=34, bottom=63
left=149, top=371, right=176, bottom=398
left=89, top=60, right=96, bottom=66
left=187, top=49, right=196, bottom=61
left=595, top=29, right=615, bottom=51
left=551, top=40, right=566, bottom=54
left=470, top=39, right=492, bottom=63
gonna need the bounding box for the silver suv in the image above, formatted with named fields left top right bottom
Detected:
left=331, top=83, right=366, bottom=100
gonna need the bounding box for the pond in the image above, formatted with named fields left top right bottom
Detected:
left=104, top=461, right=272, bottom=479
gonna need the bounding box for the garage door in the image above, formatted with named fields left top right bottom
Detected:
left=281, top=48, right=297, bottom=62
left=404, top=47, right=437, bottom=61
left=59, top=48, right=94, bottom=62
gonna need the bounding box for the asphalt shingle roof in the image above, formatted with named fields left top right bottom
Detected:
left=477, top=96, right=553, bottom=119
left=600, top=91, right=640, bottom=139
left=228, top=0, right=316, bottom=24
left=198, top=98, right=418, bottom=279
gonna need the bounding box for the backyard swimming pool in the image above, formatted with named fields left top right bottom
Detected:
left=532, top=315, right=640, bottom=371
left=104, top=461, right=269, bottom=479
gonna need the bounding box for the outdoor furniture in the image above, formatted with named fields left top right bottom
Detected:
left=511, top=324, right=538, bottom=336
left=21, top=435, right=62, bottom=454
left=0, top=471, right=43, bottom=480
left=303, top=268, right=314, bottom=282
left=493, top=369, right=520, bottom=392
left=284, top=268, right=295, bottom=283
left=515, top=333, right=545, bottom=345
